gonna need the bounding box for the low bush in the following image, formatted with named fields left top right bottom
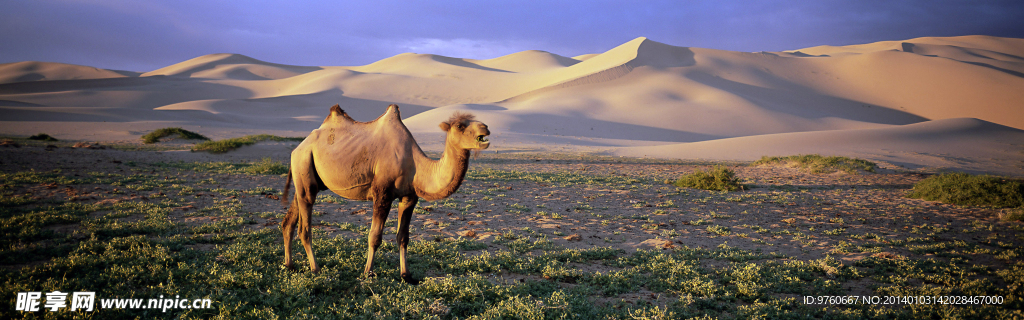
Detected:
left=908, top=172, right=1023, bottom=208
left=192, top=134, right=303, bottom=154
left=244, top=158, right=289, bottom=175
left=28, top=133, right=58, bottom=141
left=1000, top=208, right=1024, bottom=222
left=753, top=154, right=876, bottom=174
left=673, top=165, right=742, bottom=191
left=141, top=128, right=209, bottom=144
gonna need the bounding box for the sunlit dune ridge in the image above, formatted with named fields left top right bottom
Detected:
left=1, top=35, right=1023, bottom=175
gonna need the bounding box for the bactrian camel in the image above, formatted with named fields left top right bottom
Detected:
left=280, top=104, right=490, bottom=284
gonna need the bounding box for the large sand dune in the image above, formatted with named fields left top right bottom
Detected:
left=1, top=35, right=1022, bottom=175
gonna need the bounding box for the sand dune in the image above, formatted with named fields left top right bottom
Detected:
left=1, top=35, right=1022, bottom=175
left=472, top=50, right=580, bottom=73
left=0, top=61, right=137, bottom=84
left=142, top=53, right=321, bottom=80
left=615, top=118, right=1024, bottom=176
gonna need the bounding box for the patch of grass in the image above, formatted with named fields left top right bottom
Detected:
left=706, top=225, right=731, bottom=236
left=1, top=202, right=105, bottom=251
left=0, top=169, right=85, bottom=186
left=141, top=127, right=209, bottom=144
left=673, top=165, right=742, bottom=191
left=689, top=218, right=711, bottom=226
left=5, top=154, right=1024, bottom=319
left=907, top=172, right=1023, bottom=208
left=192, top=134, right=303, bottom=154
left=154, top=159, right=289, bottom=176
left=28, top=133, right=58, bottom=141
left=507, top=203, right=531, bottom=213
left=469, top=168, right=644, bottom=189
left=191, top=217, right=247, bottom=234
left=81, top=202, right=176, bottom=239
left=2, top=217, right=1020, bottom=319
left=243, top=157, right=288, bottom=175
left=1001, top=208, right=1024, bottom=222
left=754, top=154, right=876, bottom=174
left=492, top=231, right=555, bottom=254
left=316, top=193, right=347, bottom=204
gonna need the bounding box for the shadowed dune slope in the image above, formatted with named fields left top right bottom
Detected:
left=142, top=53, right=321, bottom=80
left=613, top=118, right=1024, bottom=176
left=1, top=35, right=1023, bottom=174
left=0, top=61, right=136, bottom=84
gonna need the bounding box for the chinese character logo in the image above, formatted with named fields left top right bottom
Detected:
left=15, top=292, right=42, bottom=312
left=16, top=291, right=95, bottom=312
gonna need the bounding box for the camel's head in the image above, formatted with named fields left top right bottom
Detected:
left=439, top=112, right=490, bottom=150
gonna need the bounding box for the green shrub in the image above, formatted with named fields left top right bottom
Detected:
left=28, top=133, right=58, bottom=141
left=141, top=127, right=209, bottom=144
left=1001, top=208, right=1024, bottom=222
left=192, top=134, right=303, bottom=154
left=674, top=165, right=742, bottom=191
left=244, top=158, right=288, bottom=175
left=907, top=173, right=1023, bottom=208
left=753, top=154, right=876, bottom=174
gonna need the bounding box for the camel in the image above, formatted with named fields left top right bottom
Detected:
left=280, top=104, right=490, bottom=284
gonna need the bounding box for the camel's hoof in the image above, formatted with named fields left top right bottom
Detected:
left=281, top=264, right=295, bottom=271
left=401, top=272, right=420, bottom=285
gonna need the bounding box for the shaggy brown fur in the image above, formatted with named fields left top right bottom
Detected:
left=439, top=111, right=476, bottom=132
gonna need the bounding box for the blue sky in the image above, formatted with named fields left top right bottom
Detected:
left=2, top=0, right=1022, bottom=72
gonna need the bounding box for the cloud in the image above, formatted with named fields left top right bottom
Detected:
left=389, top=38, right=540, bottom=60
left=1, top=0, right=1022, bottom=71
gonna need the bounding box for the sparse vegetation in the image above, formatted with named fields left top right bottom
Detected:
left=2, top=150, right=1022, bottom=319
left=673, top=165, right=742, bottom=191
left=1001, top=208, right=1024, bottom=222
left=908, top=172, right=1023, bottom=208
left=28, top=133, right=58, bottom=141
left=243, top=157, right=289, bottom=175
left=192, top=134, right=303, bottom=153
left=469, top=168, right=643, bottom=189
left=141, top=127, right=209, bottom=144
left=153, top=159, right=289, bottom=176
left=754, top=154, right=876, bottom=174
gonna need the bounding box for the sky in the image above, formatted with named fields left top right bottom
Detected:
left=2, top=0, right=1023, bottom=72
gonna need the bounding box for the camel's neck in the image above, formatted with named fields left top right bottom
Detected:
left=413, top=142, right=470, bottom=201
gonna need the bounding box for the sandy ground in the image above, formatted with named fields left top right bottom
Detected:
left=2, top=143, right=1018, bottom=276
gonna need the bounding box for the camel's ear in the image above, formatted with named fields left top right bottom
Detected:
left=439, top=122, right=451, bottom=132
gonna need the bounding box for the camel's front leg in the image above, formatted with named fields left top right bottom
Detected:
left=363, top=192, right=394, bottom=277
left=396, top=195, right=419, bottom=284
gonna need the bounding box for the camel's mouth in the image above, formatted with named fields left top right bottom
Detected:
left=476, top=135, right=490, bottom=147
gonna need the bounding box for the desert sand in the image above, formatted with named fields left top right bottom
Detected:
left=1, top=35, right=1023, bottom=175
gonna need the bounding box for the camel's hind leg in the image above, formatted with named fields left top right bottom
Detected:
left=282, top=150, right=321, bottom=273
left=363, top=186, right=395, bottom=277
left=281, top=200, right=299, bottom=270
left=396, top=195, right=419, bottom=284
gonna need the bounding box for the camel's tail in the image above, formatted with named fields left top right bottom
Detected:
left=281, top=167, right=292, bottom=207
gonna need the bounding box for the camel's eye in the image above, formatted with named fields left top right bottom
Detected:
left=457, top=124, right=466, bottom=130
